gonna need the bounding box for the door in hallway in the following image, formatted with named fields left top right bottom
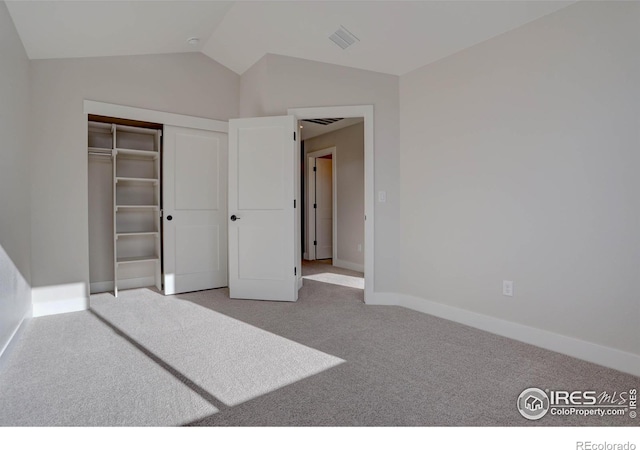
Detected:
left=315, top=157, right=333, bottom=260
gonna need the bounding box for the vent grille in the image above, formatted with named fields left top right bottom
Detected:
left=302, top=118, right=344, bottom=126
left=329, top=26, right=359, bottom=50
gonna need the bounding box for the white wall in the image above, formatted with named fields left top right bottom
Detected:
left=30, top=53, right=240, bottom=314
left=304, top=123, right=365, bottom=269
left=399, top=1, right=640, bottom=357
left=0, top=1, right=31, bottom=353
left=238, top=55, right=269, bottom=118
left=239, top=54, right=400, bottom=292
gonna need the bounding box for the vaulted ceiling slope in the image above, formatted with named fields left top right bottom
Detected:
left=6, top=1, right=575, bottom=76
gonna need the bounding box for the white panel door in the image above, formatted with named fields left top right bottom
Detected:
left=228, top=116, right=298, bottom=301
left=163, top=126, right=228, bottom=295
left=315, top=157, right=333, bottom=259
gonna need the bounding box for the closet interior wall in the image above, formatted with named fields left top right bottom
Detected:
left=88, top=122, right=114, bottom=293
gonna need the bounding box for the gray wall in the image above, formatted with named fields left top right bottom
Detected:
left=399, top=1, right=640, bottom=355
left=239, top=54, right=400, bottom=292
left=304, top=123, right=365, bottom=268
left=0, top=1, right=31, bottom=352
left=29, top=53, right=240, bottom=311
left=239, top=55, right=269, bottom=118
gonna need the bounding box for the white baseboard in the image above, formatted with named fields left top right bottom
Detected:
left=298, top=275, right=303, bottom=290
left=365, top=292, right=399, bottom=306
left=303, top=253, right=309, bottom=260
left=31, top=283, right=89, bottom=317
left=0, top=314, right=29, bottom=369
left=32, top=297, right=87, bottom=318
left=333, top=258, right=364, bottom=273
left=90, top=276, right=156, bottom=294
left=372, top=292, right=640, bottom=378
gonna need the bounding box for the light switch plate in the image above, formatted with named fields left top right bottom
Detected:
left=503, top=280, right=514, bottom=297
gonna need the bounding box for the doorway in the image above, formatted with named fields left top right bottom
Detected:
left=289, top=106, right=374, bottom=302
left=298, top=116, right=365, bottom=302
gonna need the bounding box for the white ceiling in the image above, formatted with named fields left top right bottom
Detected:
left=6, top=1, right=234, bottom=60
left=7, top=1, right=575, bottom=76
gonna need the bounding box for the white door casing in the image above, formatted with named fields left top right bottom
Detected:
left=163, top=126, right=228, bottom=295
left=228, top=115, right=298, bottom=302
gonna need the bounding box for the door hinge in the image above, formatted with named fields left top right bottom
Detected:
left=313, top=203, right=317, bottom=209
left=294, top=267, right=297, bottom=276
left=313, top=166, right=316, bottom=172
left=294, top=199, right=296, bottom=208
left=314, top=240, right=317, bottom=246
left=294, top=131, right=297, bottom=141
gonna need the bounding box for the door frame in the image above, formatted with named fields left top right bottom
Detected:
left=306, top=147, right=337, bottom=262
left=84, top=100, right=228, bottom=132
left=288, top=105, right=374, bottom=303
left=84, top=100, right=228, bottom=298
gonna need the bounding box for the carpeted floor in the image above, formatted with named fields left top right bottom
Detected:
left=0, top=260, right=637, bottom=426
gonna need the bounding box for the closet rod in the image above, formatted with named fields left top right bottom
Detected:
left=88, top=151, right=112, bottom=157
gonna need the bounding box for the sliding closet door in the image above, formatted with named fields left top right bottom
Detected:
left=163, top=126, right=228, bottom=295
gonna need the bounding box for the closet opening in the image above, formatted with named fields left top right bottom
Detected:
left=87, top=114, right=163, bottom=296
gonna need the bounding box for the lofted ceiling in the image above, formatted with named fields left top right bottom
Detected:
left=6, top=0, right=575, bottom=76
left=6, top=1, right=234, bottom=60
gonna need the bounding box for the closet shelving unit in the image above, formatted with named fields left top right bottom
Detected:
left=88, top=121, right=162, bottom=297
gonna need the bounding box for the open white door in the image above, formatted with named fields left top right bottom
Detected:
left=163, top=126, right=228, bottom=295
left=228, top=115, right=298, bottom=301
left=315, top=157, right=333, bottom=259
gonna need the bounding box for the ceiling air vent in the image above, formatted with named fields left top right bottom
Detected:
left=329, top=26, right=359, bottom=50
left=302, top=118, right=344, bottom=126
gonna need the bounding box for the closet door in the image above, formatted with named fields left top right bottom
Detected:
left=163, top=126, right=228, bottom=295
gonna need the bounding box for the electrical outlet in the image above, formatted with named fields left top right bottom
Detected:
left=503, top=280, right=514, bottom=297
left=357, top=244, right=362, bottom=252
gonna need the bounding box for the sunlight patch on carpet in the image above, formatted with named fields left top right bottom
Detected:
left=90, top=290, right=345, bottom=408
left=303, top=272, right=364, bottom=289
left=0, top=312, right=218, bottom=426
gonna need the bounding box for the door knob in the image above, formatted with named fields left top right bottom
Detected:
left=166, top=215, right=173, bottom=221
left=230, top=215, right=240, bottom=222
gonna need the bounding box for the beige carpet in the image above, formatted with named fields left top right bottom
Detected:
left=0, top=260, right=637, bottom=426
